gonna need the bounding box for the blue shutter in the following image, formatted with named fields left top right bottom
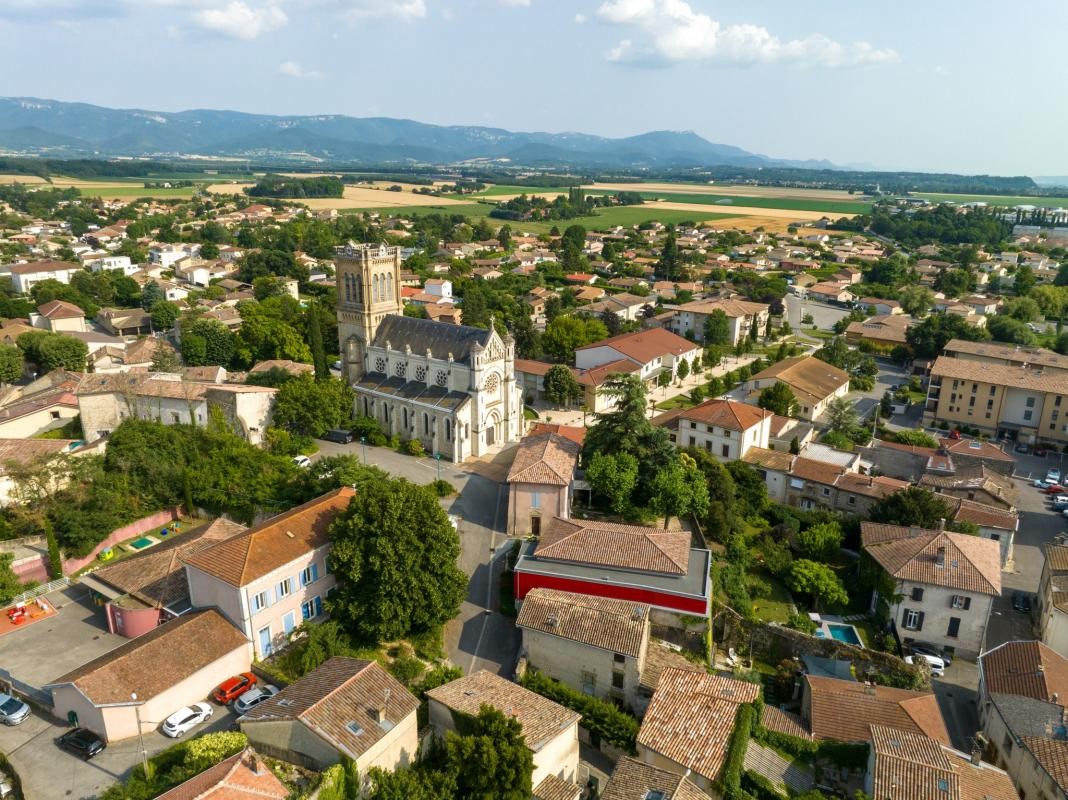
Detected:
left=310, top=563, right=319, bottom=582
left=314, top=596, right=323, bottom=616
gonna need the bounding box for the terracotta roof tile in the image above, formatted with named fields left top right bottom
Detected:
left=601, top=757, right=713, bottom=800
left=742, top=447, right=795, bottom=472
left=427, top=670, right=579, bottom=752
left=805, top=675, right=950, bottom=744
left=790, top=457, right=847, bottom=485
left=517, top=588, right=648, bottom=658
left=533, top=774, right=582, bottom=800
left=1047, top=544, right=1068, bottom=574
left=575, top=328, right=698, bottom=365
left=946, top=749, right=1020, bottom=800
left=860, top=523, right=1001, bottom=596
left=979, top=641, right=1068, bottom=702
left=870, top=724, right=958, bottom=800
left=9, top=260, right=80, bottom=275
left=184, top=488, right=354, bottom=587
left=154, top=748, right=288, bottom=800
left=747, top=356, right=850, bottom=406
left=37, top=299, right=84, bottom=319
left=942, top=496, right=1018, bottom=531
left=676, top=298, right=769, bottom=319
left=535, top=517, right=690, bottom=575
left=507, top=432, right=580, bottom=486
left=46, top=609, right=248, bottom=704
left=677, top=399, right=772, bottom=431
left=761, top=705, right=812, bottom=740
left=528, top=423, right=585, bottom=446
left=637, top=668, right=760, bottom=783
left=1020, top=737, right=1068, bottom=793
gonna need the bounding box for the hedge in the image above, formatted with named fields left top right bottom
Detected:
left=721, top=703, right=756, bottom=800
left=752, top=724, right=868, bottom=770
left=99, top=732, right=249, bottom=800
left=743, top=769, right=788, bottom=800
left=518, top=671, right=639, bottom=753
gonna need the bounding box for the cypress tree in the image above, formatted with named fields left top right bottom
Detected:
left=45, top=520, right=62, bottom=579
left=307, top=302, right=329, bottom=381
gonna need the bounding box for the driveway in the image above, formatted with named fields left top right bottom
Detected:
left=784, top=295, right=851, bottom=332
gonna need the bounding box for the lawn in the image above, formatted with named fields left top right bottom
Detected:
left=597, top=190, right=871, bottom=215
left=514, top=206, right=739, bottom=235
left=749, top=568, right=794, bottom=624
left=912, top=192, right=1068, bottom=207
left=655, top=394, right=698, bottom=411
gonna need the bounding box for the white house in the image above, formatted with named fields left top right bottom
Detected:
left=656, top=399, right=772, bottom=461
left=87, top=255, right=137, bottom=276
left=9, top=261, right=83, bottom=293
left=575, top=328, right=701, bottom=384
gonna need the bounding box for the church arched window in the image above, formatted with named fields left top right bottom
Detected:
left=372, top=274, right=379, bottom=303
left=445, top=419, right=452, bottom=440
left=387, top=274, right=394, bottom=299
left=423, top=413, right=429, bottom=434
left=343, top=274, right=350, bottom=302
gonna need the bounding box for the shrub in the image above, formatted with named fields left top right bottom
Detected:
left=785, top=612, right=817, bottom=634
left=721, top=703, right=755, bottom=799
left=429, top=478, right=456, bottom=497
left=388, top=653, right=425, bottom=685
left=100, top=732, right=248, bottom=800
left=402, top=439, right=425, bottom=457
left=519, top=670, right=639, bottom=752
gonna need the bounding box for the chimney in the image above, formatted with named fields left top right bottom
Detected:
left=865, top=682, right=877, bottom=696
left=970, top=746, right=982, bottom=766
left=938, top=518, right=946, bottom=531
left=936, top=547, right=946, bottom=568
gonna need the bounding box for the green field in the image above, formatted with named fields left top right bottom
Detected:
left=914, top=192, right=1068, bottom=207
left=470, top=184, right=577, bottom=197
left=608, top=190, right=870, bottom=214
left=349, top=203, right=497, bottom=218
left=74, top=185, right=198, bottom=199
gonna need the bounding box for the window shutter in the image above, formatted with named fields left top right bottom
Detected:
left=916, top=612, right=925, bottom=631
left=963, top=596, right=971, bottom=610
left=912, top=587, right=924, bottom=602
left=289, top=577, right=297, bottom=594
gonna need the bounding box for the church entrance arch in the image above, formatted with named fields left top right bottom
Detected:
left=485, top=411, right=501, bottom=446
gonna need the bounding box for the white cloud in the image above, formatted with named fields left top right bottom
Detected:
left=278, top=60, right=324, bottom=79
left=192, top=1, right=286, bottom=39
left=596, top=0, right=898, bottom=68
left=574, top=12, right=586, bottom=23
left=342, top=0, right=426, bottom=21
left=498, top=0, right=530, bottom=6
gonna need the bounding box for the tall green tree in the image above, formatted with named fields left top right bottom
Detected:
left=0, top=344, right=23, bottom=384
left=150, top=300, right=180, bottom=331
left=272, top=375, right=354, bottom=437
left=757, top=382, right=798, bottom=417
left=328, top=476, right=467, bottom=642
left=869, top=487, right=951, bottom=529
left=703, top=309, right=731, bottom=346
left=796, top=521, right=843, bottom=561
left=650, top=452, right=710, bottom=529
left=543, top=364, right=583, bottom=408
left=445, top=706, right=534, bottom=800
left=307, top=301, right=329, bottom=380
left=586, top=452, right=639, bottom=515
left=788, top=559, right=848, bottom=610
left=656, top=227, right=680, bottom=281
left=542, top=316, right=607, bottom=362
left=141, top=280, right=165, bottom=310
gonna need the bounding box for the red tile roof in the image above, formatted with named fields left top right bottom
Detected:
left=805, top=675, right=950, bottom=744
left=677, top=399, right=772, bottom=431
left=155, top=748, right=288, bottom=800
left=860, top=523, right=1001, bottom=595
left=576, top=327, right=698, bottom=365
left=980, top=641, right=1068, bottom=702
left=535, top=517, right=691, bottom=575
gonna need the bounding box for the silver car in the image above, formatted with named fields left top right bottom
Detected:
left=233, top=684, right=279, bottom=715
left=0, top=693, right=30, bottom=726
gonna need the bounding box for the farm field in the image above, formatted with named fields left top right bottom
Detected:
left=205, top=183, right=472, bottom=209
left=352, top=203, right=497, bottom=219
left=913, top=192, right=1068, bottom=207
left=593, top=189, right=869, bottom=214
left=471, top=184, right=577, bottom=197
left=74, top=185, right=197, bottom=198
left=641, top=200, right=853, bottom=222
left=587, top=181, right=860, bottom=201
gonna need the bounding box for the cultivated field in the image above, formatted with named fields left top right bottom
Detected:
left=640, top=200, right=854, bottom=222
left=0, top=174, right=47, bottom=184
left=204, top=182, right=474, bottom=210
left=913, top=192, right=1068, bottom=207
left=586, top=181, right=861, bottom=201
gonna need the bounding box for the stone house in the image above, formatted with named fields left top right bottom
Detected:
left=506, top=431, right=580, bottom=537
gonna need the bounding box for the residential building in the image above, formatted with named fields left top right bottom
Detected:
left=601, top=757, right=712, bottom=800
left=0, top=385, right=79, bottom=438
left=659, top=298, right=769, bottom=344
left=801, top=675, right=950, bottom=744
left=636, top=669, right=760, bottom=791
left=155, top=748, right=288, bottom=800
left=241, top=657, right=418, bottom=778
left=977, top=641, right=1068, bottom=800
left=844, top=314, right=913, bottom=350
left=857, top=298, right=903, bottom=316
left=575, top=328, right=701, bottom=384
left=506, top=431, right=580, bottom=537
left=741, top=356, right=850, bottom=421
left=9, top=260, right=83, bottom=293
left=75, top=373, right=276, bottom=446
left=515, top=358, right=642, bottom=414
left=809, top=282, right=856, bottom=304
left=337, top=243, right=521, bottom=461
left=862, top=522, right=1002, bottom=659
left=654, top=399, right=772, bottom=461
left=1038, top=544, right=1068, bottom=654
left=942, top=339, right=1068, bottom=374
left=517, top=589, right=650, bottom=709
left=865, top=725, right=1019, bottom=800
left=941, top=496, right=1018, bottom=565
left=183, top=487, right=350, bottom=658
left=46, top=609, right=250, bottom=742
left=29, top=300, right=86, bottom=333
left=0, top=438, right=79, bottom=508
left=95, top=307, right=152, bottom=337
left=81, top=517, right=248, bottom=638
left=514, top=517, right=711, bottom=617
left=584, top=292, right=649, bottom=321
left=427, top=670, right=580, bottom=790
left=918, top=466, right=1017, bottom=511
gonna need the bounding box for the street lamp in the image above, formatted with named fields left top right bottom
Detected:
left=433, top=451, right=442, bottom=482
left=360, top=436, right=367, bottom=465
left=132, top=692, right=149, bottom=778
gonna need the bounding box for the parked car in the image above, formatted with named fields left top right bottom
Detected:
left=905, top=654, right=946, bottom=678
left=1013, top=591, right=1033, bottom=614
left=331, top=360, right=342, bottom=371
left=1015, top=442, right=1031, bottom=454
left=233, top=684, right=279, bottom=715
left=213, top=672, right=257, bottom=704
left=1052, top=496, right=1068, bottom=510
left=909, top=643, right=953, bottom=667
left=1035, top=479, right=1056, bottom=489
left=1035, top=446, right=1049, bottom=457
left=161, top=702, right=213, bottom=738
left=1049, top=468, right=1062, bottom=484
left=0, top=693, right=29, bottom=726
left=1046, top=484, right=1065, bottom=495
left=321, top=429, right=354, bottom=444
left=57, top=728, right=106, bottom=760
left=292, top=455, right=311, bottom=468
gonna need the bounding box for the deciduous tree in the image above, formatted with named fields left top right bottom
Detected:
left=757, top=382, right=798, bottom=417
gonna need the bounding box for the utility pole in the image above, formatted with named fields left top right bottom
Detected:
left=132, top=693, right=149, bottom=778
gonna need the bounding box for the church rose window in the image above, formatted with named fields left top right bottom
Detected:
left=483, top=373, right=500, bottom=392
left=436, top=371, right=448, bottom=387
left=375, top=358, right=387, bottom=373
left=415, top=366, right=427, bottom=383
left=394, top=362, right=407, bottom=378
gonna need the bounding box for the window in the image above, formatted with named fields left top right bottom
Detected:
left=821, top=487, right=831, bottom=496
left=903, top=609, right=924, bottom=631
left=1027, top=396, right=1036, bottom=408
left=300, top=564, right=319, bottom=587
left=50, top=410, right=60, bottom=420
left=251, top=591, right=268, bottom=612
left=612, top=671, right=625, bottom=690
left=302, top=597, right=323, bottom=621
left=171, top=412, right=180, bottom=423
left=1024, top=410, right=1033, bottom=421
left=581, top=670, right=596, bottom=695
left=347, top=721, right=365, bottom=737
left=847, top=495, right=856, bottom=505
left=688, top=436, right=696, bottom=447
left=987, top=399, right=994, bottom=410
left=614, top=653, right=626, bottom=665
left=911, top=587, right=924, bottom=601
left=282, top=611, right=296, bottom=635
left=969, top=396, right=975, bottom=407
left=721, top=444, right=730, bottom=458
left=951, top=595, right=972, bottom=610
left=990, top=386, right=996, bottom=396
left=531, top=492, right=541, bottom=509
left=947, top=617, right=961, bottom=638
left=276, top=579, right=292, bottom=600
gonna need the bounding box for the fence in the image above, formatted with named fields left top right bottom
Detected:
left=0, top=667, right=51, bottom=709
left=12, top=577, right=68, bottom=606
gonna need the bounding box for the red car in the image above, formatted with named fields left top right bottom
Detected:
left=212, top=672, right=257, bottom=704
left=1047, top=484, right=1066, bottom=495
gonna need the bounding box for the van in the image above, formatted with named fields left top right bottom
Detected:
left=905, top=653, right=945, bottom=677
left=321, top=429, right=354, bottom=444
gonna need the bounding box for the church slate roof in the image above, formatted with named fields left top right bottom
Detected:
left=355, top=373, right=471, bottom=411
left=370, top=315, right=493, bottom=364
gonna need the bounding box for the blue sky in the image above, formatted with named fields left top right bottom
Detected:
left=0, top=0, right=1062, bottom=176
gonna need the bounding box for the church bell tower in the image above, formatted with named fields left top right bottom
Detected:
left=334, top=242, right=403, bottom=381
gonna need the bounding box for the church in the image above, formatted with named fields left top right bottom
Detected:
left=335, top=242, right=523, bottom=461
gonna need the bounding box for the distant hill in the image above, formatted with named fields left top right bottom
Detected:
left=0, top=96, right=835, bottom=169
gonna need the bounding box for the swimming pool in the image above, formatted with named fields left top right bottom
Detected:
left=124, top=535, right=159, bottom=552
left=826, top=622, right=863, bottom=647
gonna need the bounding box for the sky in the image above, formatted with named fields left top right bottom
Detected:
left=0, top=0, right=1062, bottom=176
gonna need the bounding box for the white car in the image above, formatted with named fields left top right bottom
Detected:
left=1053, top=496, right=1068, bottom=510
left=233, top=684, right=279, bottom=715
left=905, top=654, right=946, bottom=678
left=0, top=693, right=29, bottom=726
left=1049, top=469, right=1063, bottom=484
left=292, top=455, right=311, bottom=468
left=1036, top=479, right=1056, bottom=489
left=161, top=702, right=213, bottom=738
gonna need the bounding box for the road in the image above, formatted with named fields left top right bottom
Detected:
left=312, top=440, right=520, bottom=675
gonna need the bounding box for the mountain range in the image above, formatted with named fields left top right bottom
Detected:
left=0, top=96, right=835, bottom=170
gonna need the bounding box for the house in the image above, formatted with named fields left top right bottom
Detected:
left=89, top=337, right=177, bottom=374
left=573, top=286, right=606, bottom=303
left=917, top=465, right=1017, bottom=510
left=507, top=431, right=580, bottom=537
left=941, top=338, right=1068, bottom=375
left=427, top=670, right=580, bottom=790
left=80, top=518, right=248, bottom=638
left=941, top=496, right=1018, bottom=565
left=183, top=487, right=351, bottom=658
left=0, top=386, right=80, bottom=438
left=801, top=674, right=950, bottom=744
left=654, top=399, right=772, bottom=461
left=515, top=358, right=642, bottom=414
left=861, top=521, right=1001, bottom=659
left=1038, top=543, right=1068, bottom=654
left=514, top=518, right=711, bottom=617
left=155, top=747, right=288, bottom=800
left=95, top=307, right=152, bottom=337
left=575, top=328, right=701, bottom=386
left=9, top=260, right=82, bottom=293
left=977, top=641, right=1068, bottom=800
left=865, top=725, right=1019, bottom=800
left=46, top=609, right=250, bottom=742
left=661, top=298, right=769, bottom=344
left=742, top=356, right=851, bottom=421
left=857, top=298, right=903, bottom=316
left=517, top=589, right=650, bottom=709
left=844, top=314, right=912, bottom=350
left=87, top=255, right=137, bottom=276
left=29, top=300, right=86, bottom=333
left=636, top=669, right=759, bottom=791
left=808, top=282, right=856, bottom=304
left=240, top=657, right=418, bottom=778
left=585, top=293, right=649, bottom=321
left=601, top=757, right=712, bottom=800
